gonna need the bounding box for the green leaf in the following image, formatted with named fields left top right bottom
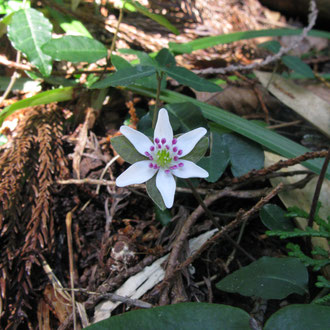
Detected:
left=198, top=132, right=229, bottom=183
left=155, top=206, right=172, bottom=226
left=163, top=66, right=222, bottom=92
left=111, top=55, right=132, bottom=70
left=155, top=48, right=176, bottom=68
left=47, top=7, right=92, bottom=38
left=125, top=85, right=330, bottom=179
left=264, top=304, right=330, bottom=330
left=111, top=135, right=147, bottom=164
left=0, top=87, right=73, bottom=127
left=282, top=55, right=315, bottom=78
left=42, top=36, right=107, bottom=63
left=169, top=28, right=330, bottom=54
left=85, top=302, right=251, bottom=330
left=8, top=8, right=53, bottom=76
left=182, top=136, right=209, bottom=163
left=146, top=175, right=166, bottom=211
left=91, top=66, right=156, bottom=89
left=216, top=256, right=309, bottom=299
left=260, top=204, right=295, bottom=231
left=0, top=0, right=30, bottom=15
left=125, top=0, right=179, bottom=35
left=165, top=103, right=208, bottom=132
left=223, top=134, right=264, bottom=177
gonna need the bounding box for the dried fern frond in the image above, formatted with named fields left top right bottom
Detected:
left=0, top=104, right=68, bottom=328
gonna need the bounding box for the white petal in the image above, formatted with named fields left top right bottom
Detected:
left=176, top=127, right=207, bottom=157
left=156, top=169, right=176, bottom=208
left=116, top=161, right=157, bottom=186
left=120, top=126, right=153, bottom=156
left=172, top=160, right=209, bottom=179
left=154, top=108, right=173, bottom=144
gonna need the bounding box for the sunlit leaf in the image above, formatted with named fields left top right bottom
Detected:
left=42, top=36, right=107, bottom=63
left=8, top=8, right=53, bottom=76
left=0, top=87, right=74, bottom=126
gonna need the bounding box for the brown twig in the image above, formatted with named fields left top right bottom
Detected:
left=222, top=150, right=327, bottom=187
left=161, top=183, right=283, bottom=292
left=186, top=179, right=256, bottom=262
left=0, top=54, right=32, bottom=71
left=193, top=0, right=318, bottom=75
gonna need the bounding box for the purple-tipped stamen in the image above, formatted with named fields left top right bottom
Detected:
left=158, top=144, right=162, bottom=149
left=173, top=147, right=178, bottom=152
left=172, top=138, right=177, bottom=145
left=150, top=146, right=155, bottom=152
left=174, top=156, right=179, bottom=161
left=170, top=165, right=178, bottom=170
left=178, top=162, right=184, bottom=167
left=149, top=163, right=154, bottom=168
left=145, top=151, right=150, bottom=157
left=153, top=164, right=158, bottom=169
left=178, top=150, right=183, bottom=156
left=165, top=145, right=170, bottom=150
left=149, top=156, right=153, bottom=160
left=155, top=137, right=160, bottom=144
left=165, top=169, right=170, bottom=174
left=161, top=138, right=166, bottom=144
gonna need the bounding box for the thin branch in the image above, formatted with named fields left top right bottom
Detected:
left=194, top=0, right=318, bottom=74
left=161, top=183, right=283, bottom=290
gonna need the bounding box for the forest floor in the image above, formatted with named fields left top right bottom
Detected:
left=0, top=0, right=329, bottom=329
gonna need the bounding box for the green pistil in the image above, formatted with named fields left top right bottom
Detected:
left=156, top=149, right=172, bottom=167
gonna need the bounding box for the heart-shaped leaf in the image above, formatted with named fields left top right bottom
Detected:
left=111, top=135, right=147, bottom=164
left=182, top=136, right=209, bottom=163
left=198, top=132, right=229, bottom=183
left=86, top=302, right=251, bottom=330
left=264, top=304, right=330, bottom=330
left=166, top=103, right=208, bottom=132
left=260, top=204, right=295, bottom=231
left=216, top=256, right=309, bottom=299
left=223, top=133, right=264, bottom=177
left=146, top=174, right=166, bottom=210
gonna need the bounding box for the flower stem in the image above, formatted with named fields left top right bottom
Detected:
left=152, top=71, right=164, bottom=129
left=186, top=179, right=255, bottom=261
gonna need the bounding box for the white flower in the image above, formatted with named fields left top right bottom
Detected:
left=116, top=108, right=209, bottom=208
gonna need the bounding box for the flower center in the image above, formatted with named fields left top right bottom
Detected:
left=144, top=137, right=184, bottom=173
left=156, top=149, right=172, bottom=167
